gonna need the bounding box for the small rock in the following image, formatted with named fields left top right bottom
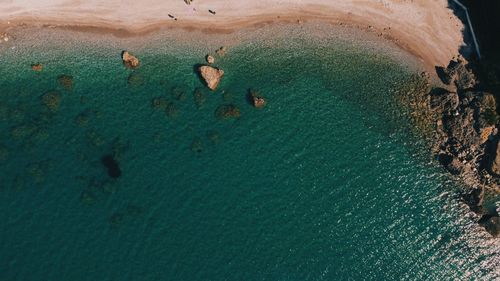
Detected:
left=206, top=55, right=215, bottom=64
left=199, top=65, right=224, bottom=90
left=122, top=51, right=140, bottom=68
left=184, top=0, right=192, bottom=4
left=249, top=90, right=266, bottom=108
left=31, top=63, right=43, bottom=72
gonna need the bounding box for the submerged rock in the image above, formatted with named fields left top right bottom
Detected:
left=0, top=145, right=8, bottom=161
left=127, top=72, right=144, bottom=87
left=122, top=51, right=140, bottom=68
left=171, top=87, right=186, bottom=101
left=193, top=88, right=206, bottom=108
left=199, top=65, right=224, bottom=90
left=152, top=97, right=168, bottom=110
left=215, top=46, right=227, bottom=56
left=190, top=137, right=203, bottom=153
left=101, top=154, right=121, bottom=179
left=165, top=102, right=179, bottom=118
left=80, top=190, right=97, bottom=205
left=57, top=74, right=74, bottom=90
left=41, top=91, right=61, bottom=111
left=215, top=104, right=241, bottom=119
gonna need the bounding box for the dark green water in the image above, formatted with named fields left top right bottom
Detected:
left=0, top=27, right=498, bottom=280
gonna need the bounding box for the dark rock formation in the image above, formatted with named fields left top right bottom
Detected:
left=436, top=58, right=476, bottom=90
left=101, top=154, right=121, bottom=179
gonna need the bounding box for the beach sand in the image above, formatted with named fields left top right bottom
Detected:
left=0, top=0, right=465, bottom=68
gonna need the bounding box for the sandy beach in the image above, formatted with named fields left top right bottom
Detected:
left=0, top=0, right=465, bottom=68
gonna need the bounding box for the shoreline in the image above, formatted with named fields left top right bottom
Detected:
left=0, top=0, right=464, bottom=69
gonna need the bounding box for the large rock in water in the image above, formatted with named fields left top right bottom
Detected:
left=122, top=51, right=140, bottom=68
left=199, top=66, right=224, bottom=90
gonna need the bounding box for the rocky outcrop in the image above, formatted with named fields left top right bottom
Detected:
left=436, top=57, right=476, bottom=90
left=198, top=65, right=224, bottom=90
left=122, top=51, right=140, bottom=68
left=431, top=57, right=500, bottom=237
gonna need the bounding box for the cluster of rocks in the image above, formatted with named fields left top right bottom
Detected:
left=431, top=57, right=500, bottom=237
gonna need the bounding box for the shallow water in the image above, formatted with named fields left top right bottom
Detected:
left=0, top=26, right=499, bottom=280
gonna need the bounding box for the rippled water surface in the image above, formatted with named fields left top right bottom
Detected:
left=0, top=26, right=498, bottom=280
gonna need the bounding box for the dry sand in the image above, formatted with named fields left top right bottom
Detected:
left=0, top=0, right=465, bottom=67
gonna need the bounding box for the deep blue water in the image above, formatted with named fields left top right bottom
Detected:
left=0, top=28, right=498, bottom=280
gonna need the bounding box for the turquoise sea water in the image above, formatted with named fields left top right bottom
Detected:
left=0, top=26, right=499, bottom=280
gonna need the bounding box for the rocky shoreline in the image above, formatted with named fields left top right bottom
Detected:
left=428, top=57, right=500, bottom=237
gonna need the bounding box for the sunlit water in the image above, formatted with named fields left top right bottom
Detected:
left=0, top=25, right=498, bottom=280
